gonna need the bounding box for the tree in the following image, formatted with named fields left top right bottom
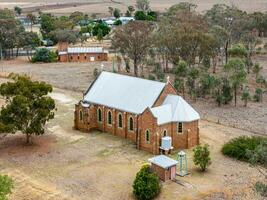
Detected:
left=108, top=7, right=114, bottom=16
left=14, top=6, right=22, bottom=16
left=133, top=164, right=161, bottom=200
left=253, top=63, right=262, bottom=78
left=40, top=13, right=56, bottom=39
left=69, top=11, right=84, bottom=24
left=136, top=0, right=150, bottom=12
left=113, top=8, right=120, bottom=19
left=0, top=174, right=13, bottom=200
left=49, top=29, right=78, bottom=44
left=97, top=29, right=103, bottom=42
left=112, top=21, right=154, bottom=76
left=31, top=48, right=57, bottom=63
left=26, top=13, right=36, bottom=32
left=0, top=75, right=56, bottom=144
left=92, top=22, right=111, bottom=37
left=254, top=88, right=263, bottom=102
left=241, top=88, right=251, bottom=107
left=126, top=6, right=135, bottom=17
left=224, top=58, right=247, bottom=106
left=134, top=11, right=147, bottom=20
left=193, top=144, right=211, bottom=172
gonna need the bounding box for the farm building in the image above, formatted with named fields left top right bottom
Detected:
left=58, top=42, right=108, bottom=62
left=148, top=155, right=178, bottom=181
left=74, top=71, right=200, bottom=154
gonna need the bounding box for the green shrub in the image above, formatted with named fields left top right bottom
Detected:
left=0, top=174, right=13, bottom=200
left=148, top=74, right=156, bottom=80
left=31, top=48, right=57, bottom=63
left=193, top=144, right=211, bottom=172
left=254, top=181, right=267, bottom=197
left=246, top=140, right=267, bottom=167
left=222, top=136, right=266, bottom=162
left=133, top=164, right=161, bottom=200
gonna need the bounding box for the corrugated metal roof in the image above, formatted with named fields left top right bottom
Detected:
left=150, top=105, right=172, bottom=125
left=148, top=155, right=178, bottom=169
left=67, top=47, right=104, bottom=54
left=83, top=71, right=166, bottom=114
left=163, top=95, right=200, bottom=122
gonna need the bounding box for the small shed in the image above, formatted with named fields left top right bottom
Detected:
left=148, top=155, right=178, bottom=181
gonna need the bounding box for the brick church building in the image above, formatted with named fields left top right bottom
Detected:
left=74, top=71, right=200, bottom=154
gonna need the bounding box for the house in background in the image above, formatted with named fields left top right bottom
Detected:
left=74, top=71, right=200, bottom=154
left=58, top=42, right=108, bottom=62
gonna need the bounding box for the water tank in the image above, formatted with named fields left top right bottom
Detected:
left=161, top=136, right=172, bottom=150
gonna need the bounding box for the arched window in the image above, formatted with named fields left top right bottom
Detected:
left=163, top=130, right=167, bottom=137
left=107, top=111, right=112, bottom=125
left=178, top=122, right=183, bottom=134
left=145, top=130, right=150, bottom=143
left=79, top=110, right=83, bottom=121
left=97, top=108, right=102, bottom=122
left=128, top=117, right=134, bottom=131
left=118, top=113, right=123, bottom=128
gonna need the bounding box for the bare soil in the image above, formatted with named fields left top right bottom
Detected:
left=0, top=56, right=266, bottom=135
left=0, top=0, right=267, bottom=16
left=0, top=56, right=266, bottom=199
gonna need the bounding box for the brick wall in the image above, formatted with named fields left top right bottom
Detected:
left=59, top=53, right=108, bottom=62
left=153, top=82, right=177, bottom=107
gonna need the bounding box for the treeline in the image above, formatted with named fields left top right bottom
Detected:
left=0, top=9, right=40, bottom=59
left=111, top=1, right=267, bottom=107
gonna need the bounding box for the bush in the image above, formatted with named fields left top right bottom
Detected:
left=133, top=164, right=161, bottom=200
left=246, top=140, right=267, bottom=167
left=31, top=48, right=57, bottom=63
left=222, top=136, right=266, bottom=162
left=193, top=144, right=211, bottom=172
left=0, top=174, right=13, bottom=200
left=254, top=182, right=267, bottom=197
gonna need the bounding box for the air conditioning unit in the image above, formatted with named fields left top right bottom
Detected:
left=161, top=136, right=172, bottom=150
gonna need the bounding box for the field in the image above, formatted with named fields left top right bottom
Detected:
left=0, top=56, right=266, bottom=200
left=0, top=0, right=267, bottom=16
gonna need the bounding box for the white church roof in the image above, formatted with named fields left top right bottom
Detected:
left=150, top=104, right=172, bottom=125
left=163, top=95, right=200, bottom=122
left=83, top=71, right=166, bottom=114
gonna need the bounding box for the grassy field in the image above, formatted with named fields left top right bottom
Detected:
left=0, top=0, right=267, bottom=15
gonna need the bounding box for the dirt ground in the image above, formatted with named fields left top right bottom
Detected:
left=0, top=0, right=267, bottom=15
left=0, top=56, right=266, bottom=135
left=0, top=57, right=266, bottom=199
left=0, top=84, right=265, bottom=200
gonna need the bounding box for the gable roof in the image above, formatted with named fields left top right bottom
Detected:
left=148, top=155, right=178, bottom=169
left=83, top=71, right=166, bottom=114
left=151, top=95, right=200, bottom=125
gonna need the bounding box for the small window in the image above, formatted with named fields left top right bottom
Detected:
left=145, top=130, right=150, bottom=143
left=128, top=117, right=134, bottom=131
left=163, top=130, right=167, bottom=137
left=98, top=55, right=100, bottom=59
left=70, top=56, right=73, bottom=60
left=118, top=113, right=123, bottom=128
left=84, top=56, right=87, bottom=60
left=107, top=111, right=112, bottom=125
left=78, top=55, right=80, bottom=60
left=178, top=122, right=183, bottom=133
left=97, top=108, right=102, bottom=122
left=79, top=110, right=83, bottom=121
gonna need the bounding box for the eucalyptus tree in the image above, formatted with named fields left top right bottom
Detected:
left=224, top=58, right=247, bottom=106
left=112, top=21, right=154, bottom=76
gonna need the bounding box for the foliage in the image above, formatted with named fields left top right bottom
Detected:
left=199, top=74, right=217, bottom=97
left=92, top=22, right=111, bottom=37
left=69, top=11, right=84, bottom=24
left=114, top=19, right=122, bottom=26
left=0, top=75, right=56, bottom=144
left=49, top=29, right=78, bottom=44
left=31, top=48, right=57, bottom=63
left=133, top=164, right=161, bottom=200
left=253, top=63, right=262, bottom=77
left=135, top=0, right=150, bottom=12
left=222, top=136, right=267, bottom=162
left=0, top=174, right=13, bottom=200
left=228, top=43, right=248, bottom=58
left=224, top=58, right=247, bottom=106
left=113, top=8, right=120, bottom=18
left=241, top=89, right=251, bottom=107
left=174, top=61, right=188, bottom=77
left=14, top=6, right=22, bottom=15
left=193, top=144, right=211, bottom=172
left=253, top=88, right=263, bottom=102
left=93, top=68, right=99, bottom=78
left=246, top=140, right=267, bottom=167
left=254, top=182, right=267, bottom=197
left=112, top=21, right=154, bottom=76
